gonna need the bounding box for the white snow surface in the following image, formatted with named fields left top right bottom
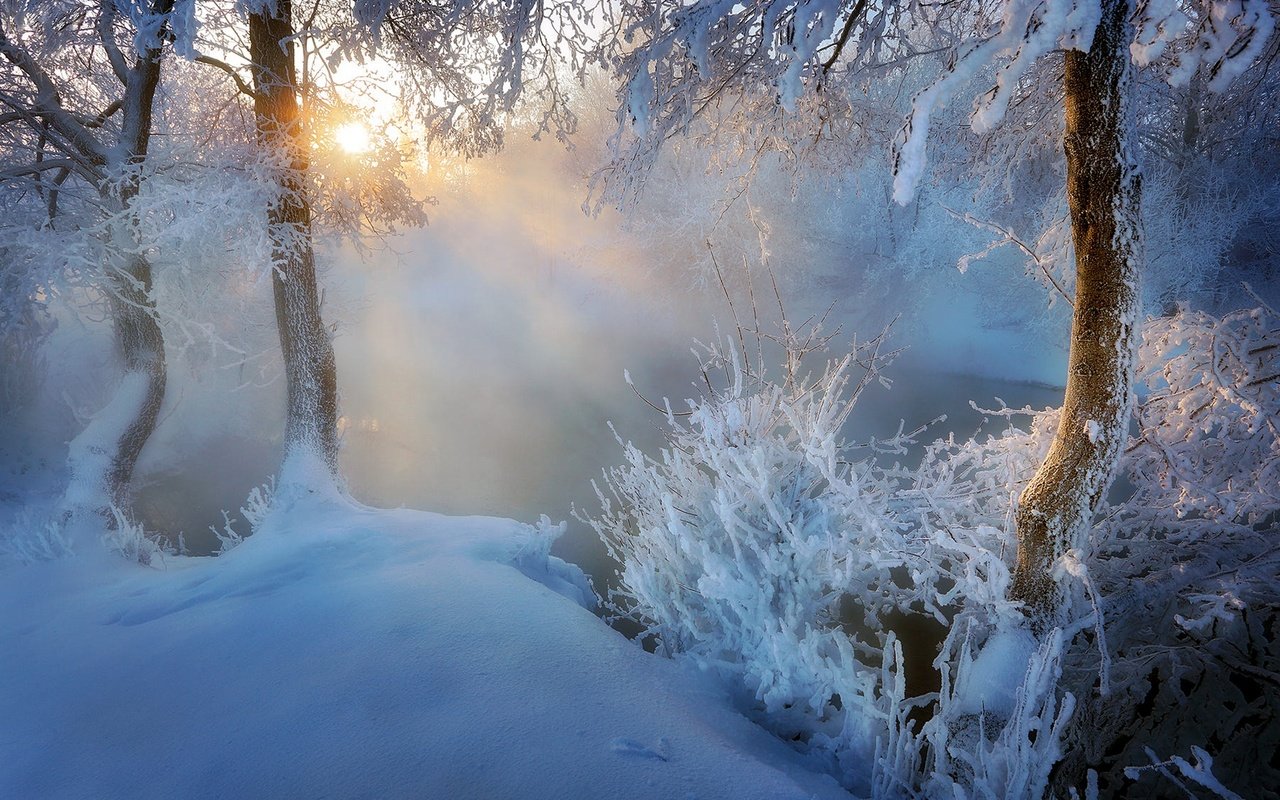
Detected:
left=1084, top=418, right=1102, bottom=444
left=0, top=488, right=852, bottom=800
left=952, top=627, right=1039, bottom=718
left=60, top=371, right=152, bottom=520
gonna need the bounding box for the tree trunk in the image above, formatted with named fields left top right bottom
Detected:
left=248, top=0, right=341, bottom=471
left=103, top=2, right=169, bottom=504
left=98, top=249, right=167, bottom=507
left=62, top=2, right=170, bottom=516
left=1010, top=0, right=1141, bottom=617
left=61, top=242, right=166, bottom=520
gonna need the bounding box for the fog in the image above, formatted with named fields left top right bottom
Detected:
left=8, top=133, right=1072, bottom=587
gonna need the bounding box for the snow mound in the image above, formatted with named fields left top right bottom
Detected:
left=0, top=496, right=851, bottom=800
left=953, top=626, right=1039, bottom=718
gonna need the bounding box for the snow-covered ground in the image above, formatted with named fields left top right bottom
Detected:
left=0, top=476, right=852, bottom=800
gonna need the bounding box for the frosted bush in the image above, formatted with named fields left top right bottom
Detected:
left=1123, top=747, right=1245, bottom=800
left=2, top=505, right=173, bottom=568
left=590, top=304, right=1276, bottom=798
left=210, top=511, right=244, bottom=554
left=584, top=320, right=1061, bottom=793
left=582, top=324, right=917, bottom=783
left=895, top=302, right=1278, bottom=797
left=1128, top=303, right=1278, bottom=526
left=1053, top=302, right=1280, bottom=796
left=240, top=478, right=276, bottom=532
left=918, top=625, right=1076, bottom=800
left=211, top=478, right=277, bottom=554
left=0, top=510, right=74, bottom=565
left=104, top=506, right=166, bottom=567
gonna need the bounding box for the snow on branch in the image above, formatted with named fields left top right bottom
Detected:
left=894, top=0, right=1277, bottom=204
left=589, top=304, right=1276, bottom=796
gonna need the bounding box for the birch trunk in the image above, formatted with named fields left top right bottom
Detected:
left=1010, top=0, right=1142, bottom=616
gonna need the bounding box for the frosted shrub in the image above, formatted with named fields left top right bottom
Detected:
left=591, top=305, right=1276, bottom=798
left=0, top=510, right=74, bottom=565
left=876, top=410, right=1078, bottom=800
left=584, top=323, right=943, bottom=786
left=2, top=506, right=171, bottom=567
left=1053, top=302, right=1280, bottom=796
left=1127, top=303, right=1278, bottom=527
left=896, top=303, right=1278, bottom=797
left=917, top=625, right=1076, bottom=800
left=884, top=303, right=1278, bottom=798
left=586, top=320, right=1079, bottom=794
left=211, top=478, right=277, bottom=554
left=210, top=511, right=244, bottom=554
left=104, top=506, right=166, bottom=567
left=240, top=478, right=276, bottom=532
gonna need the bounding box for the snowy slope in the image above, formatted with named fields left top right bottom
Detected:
left=0, top=487, right=852, bottom=800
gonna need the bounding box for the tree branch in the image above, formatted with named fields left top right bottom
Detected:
left=0, top=158, right=83, bottom=180
left=821, top=0, right=869, bottom=73
left=47, top=165, right=71, bottom=221
left=195, top=55, right=265, bottom=100
left=942, top=205, right=1075, bottom=307
left=80, top=99, right=124, bottom=129
left=96, top=1, right=131, bottom=85
left=0, top=22, right=108, bottom=166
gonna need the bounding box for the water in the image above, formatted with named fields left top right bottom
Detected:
left=136, top=362, right=1062, bottom=589
left=132, top=359, right=1061, bottom=694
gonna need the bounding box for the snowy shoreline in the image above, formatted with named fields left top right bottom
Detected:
left=0, top=490, right=852, bottom=800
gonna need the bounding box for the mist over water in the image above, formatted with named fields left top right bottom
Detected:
left=307, top=139, right=1068, bottom=587
left=52, top=135, right=1070, bottom=587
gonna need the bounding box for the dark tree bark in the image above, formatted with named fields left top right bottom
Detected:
left=1010, top=0, right=1141, bottom=616
left=247, top=0, right=340, bottom=471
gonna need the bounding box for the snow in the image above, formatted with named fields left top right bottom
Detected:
left=1084, top=418, right=1101, bottom=444
left=1166, top=747, right=1245, bottom=800
left=952, top=627, right=1039, bottom=718
left=1170, top=1, right=1276, bottom=91
left=0, top=489, right=852, bottom=800
left=59, top=371, right=152, bottom=526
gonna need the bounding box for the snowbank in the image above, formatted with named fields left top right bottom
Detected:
left=0, top=490, right=851, bottom=800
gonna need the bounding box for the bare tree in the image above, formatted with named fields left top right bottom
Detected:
left=191, top=0, right=591, bottom=480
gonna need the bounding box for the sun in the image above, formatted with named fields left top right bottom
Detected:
left=334, top=121, right=372, bottom=154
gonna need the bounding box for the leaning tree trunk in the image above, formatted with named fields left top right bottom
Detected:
left=248, top=1, right=340, bottom=471
left=97, top=247, right=167, bottom=506
left=1010, top=0, right=1141, bottom=617
left=62, top=241, right=166, bottom=519
left=62, top=4, right=170, bottom=518
left=101, top=14, right=170, bottom=505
